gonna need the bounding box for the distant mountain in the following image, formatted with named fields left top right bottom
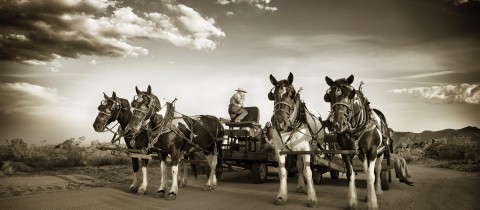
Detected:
left=392, top=126, right=480, bottom=146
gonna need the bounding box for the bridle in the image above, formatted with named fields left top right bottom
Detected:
left=97, top=98, right=124, bottom=133
left=271, top=85, right=301, bottom=131
left=327, top=85, right=368, bottom=134
left=131, top=93, right=163, bottom=126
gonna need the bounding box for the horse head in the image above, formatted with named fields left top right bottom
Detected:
left=323, top=75, right=357, bottom=133
left=128, top=85, right=162, bottom=135
left=93, top=91, right=130, bottom=132
left=268, top=72, right=298, bottom=132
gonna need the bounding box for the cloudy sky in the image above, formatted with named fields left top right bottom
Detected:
left=0, top=0, right=479, bottom=145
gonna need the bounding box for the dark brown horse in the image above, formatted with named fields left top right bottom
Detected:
left=324, top=75, right=389, bottom=210
left=127, top=85, right=224, bottom=200
left=268, top=73, right=325, bottom=207
left=93, top=92, right=154, bottom=195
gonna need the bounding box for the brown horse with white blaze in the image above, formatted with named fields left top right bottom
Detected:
left=127, top=85, right=224, bottom=200
left=323, top=75, right=389, bottom=210
left=93, top=92, right=154, bottom=195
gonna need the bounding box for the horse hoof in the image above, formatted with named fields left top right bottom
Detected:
left=348, top=203, right=358, bottom=210
left=155, top=190, right=165, bottom=198
left=376, top=191, right=383, bottom=197
left=274, top=197, right=287, bottom=206
left=138, top=188, right=147, bottom=195
left=129, top=186, right=138, bottom=193
left=203, top=186, right=212, bottom=191
left=165, top=192, right=176, bottom=200
left=306, top=200, right=317, bottom=208
left=179, top=183, right=187, bottom=188
left=295, top=187, right=306, bottom=194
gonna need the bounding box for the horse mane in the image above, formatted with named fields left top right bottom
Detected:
left=334, top=78, right=349, bottom=85
left=118, top=98, right=130, bottom=109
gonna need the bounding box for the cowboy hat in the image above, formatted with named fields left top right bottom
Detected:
left=235, top=88, right=247, bottom=93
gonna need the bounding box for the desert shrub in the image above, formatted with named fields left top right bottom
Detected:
left=424, top=137, right=480, bottom=163
left=0, top=139, right=28, bottom=161
left=1, top=137, right=130, bottom=170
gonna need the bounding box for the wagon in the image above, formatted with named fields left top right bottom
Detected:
left=221, top=106, right=392, bottom=189
left=221, top=107, right=278, bottom=184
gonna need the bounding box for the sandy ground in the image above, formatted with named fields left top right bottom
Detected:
left=1, top=163, right=479, bottom=210
left=0, top=165, right=129, bottom=197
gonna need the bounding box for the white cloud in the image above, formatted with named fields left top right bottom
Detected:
left=0, top=82, right=63, bottom=114
left=392, top=83, right=480, bottom=104
left=217, top=0, right=278, bottom=12
left=0, top=0, right=225, bottom=63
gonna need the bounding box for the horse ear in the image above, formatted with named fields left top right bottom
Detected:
left=324, top=93, right=330, bottom=102
left=112, top=91, right=117, bottom=100
left=103, top=92, right=108, bottom=99
left=135, top=86, right=140, bottom=94
left=268, top=92, right=274, bottom=101
left=147, top=85, right=152, bottom=94
left=347, top=75, right=354, bottom=85
left=269, top=74, right=278, bottom=86
left=325, top=76, right=335, bottom=86
left=287, top=72, right=294, bottom=85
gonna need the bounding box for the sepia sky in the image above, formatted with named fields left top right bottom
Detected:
left=0, top=0, right=479, bottom=145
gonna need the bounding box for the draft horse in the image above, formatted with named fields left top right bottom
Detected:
left=268, top=72, right=325, bottom=207
left=93, top=92, right=163, bottom=195
left=127, top=85, right=224, bottom=200
left=323, top=75, right=390, bottom=210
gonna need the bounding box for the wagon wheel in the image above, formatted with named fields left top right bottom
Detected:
left=381, top=170, right=389, bottom=190
left=330, top=171, right=339, bottom=179
left=251, top=162, right=268, bottom=184
left=312, top=167, right=322, bottom=185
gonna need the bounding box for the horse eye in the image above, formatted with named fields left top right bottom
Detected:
left=101, top=100, right=107, bottom=106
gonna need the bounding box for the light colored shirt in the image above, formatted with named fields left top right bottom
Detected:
left=230, top=92, right=244, bottom=107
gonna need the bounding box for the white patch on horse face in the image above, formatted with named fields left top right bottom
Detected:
left=354, top=96, right=360, bottom=106
left=279, top=87, right=286, bottom=98
left=335, top=88, right=342, bottom=96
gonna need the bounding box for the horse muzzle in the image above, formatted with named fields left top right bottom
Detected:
left=333, top=121, right=349, bottom=133
left=93, top=120, right=106, bottom=132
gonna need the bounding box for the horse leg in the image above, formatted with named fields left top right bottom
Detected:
left=343, top=155, right=357, bottom=210
left=295, top=155, right=306, bottom=194
left=137, top=159, right=149, bottom=195
left=166, top=156, right=181, bottom=200
left=364, top=157, right=378, bottom=210
left=155, top=159, right=167, bottom=198
left=374, top=153, right=384, bottom=196
left=204, top=154, right=218, bottom=191
left=301, top=154, right=317, bottom=208
left=178, top=158, right=188, bottom=188
left=129, top=157, right=140, bottom=193
left=274, top=149, right=288, bottom=205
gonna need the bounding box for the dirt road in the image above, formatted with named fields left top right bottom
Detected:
left=1, top=165, right=479, bottom=210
